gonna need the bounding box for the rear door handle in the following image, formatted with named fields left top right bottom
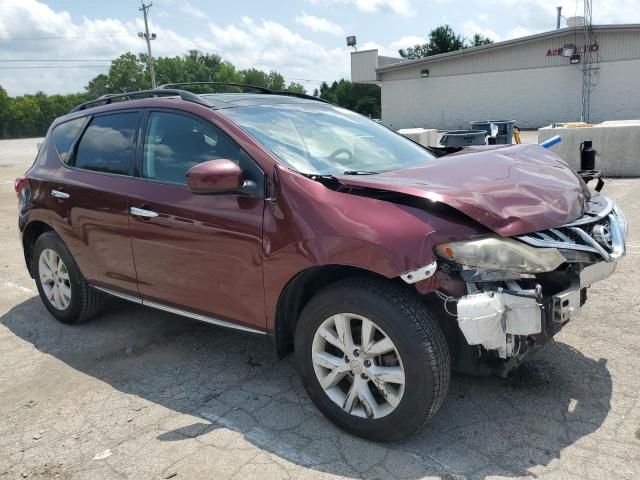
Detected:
left=130, top=206, right=158, bottom=218
left=51, top=189, right=70, bottom=199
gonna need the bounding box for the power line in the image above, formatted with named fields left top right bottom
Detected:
left=0, top=59, right=113, bottom=62
left=0, top=34, right=137, bottom=41
left=0, top=65, right=110, bottom=69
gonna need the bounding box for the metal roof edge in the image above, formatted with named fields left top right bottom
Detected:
left=376, top=24, right=640, bottom=72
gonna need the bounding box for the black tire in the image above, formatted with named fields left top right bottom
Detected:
left=32, top=231, right=104, bottom=324
left=294, top=276, right=450, bottom=442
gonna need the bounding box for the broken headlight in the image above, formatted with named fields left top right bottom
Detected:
left=434, top=235, right=565, bottom=273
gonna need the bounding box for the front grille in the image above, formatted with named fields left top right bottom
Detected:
left=516, top=195, right=626, bottom=262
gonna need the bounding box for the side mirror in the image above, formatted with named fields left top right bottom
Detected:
left=186, top=159, right=243, bottom=194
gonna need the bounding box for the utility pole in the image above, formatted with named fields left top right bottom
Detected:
left=139, top=2, right=157, bottom=88
left=556, top=6, right=562, bottom=29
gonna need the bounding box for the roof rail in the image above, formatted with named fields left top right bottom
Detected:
left=158, top=82, right=273, bottom=94
left=158, top=82, right=331, bottom=104
left=69, top=88, right=211, bottom=113
left=271, top=91, right=332, bottom=104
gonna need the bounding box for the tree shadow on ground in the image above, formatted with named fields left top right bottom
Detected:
left=1, top=297, right=612, bottom=479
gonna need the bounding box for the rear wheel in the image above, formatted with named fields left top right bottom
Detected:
left=33, top=231, right=104, bottom=324
left=294, top=277, right=450, bottom=441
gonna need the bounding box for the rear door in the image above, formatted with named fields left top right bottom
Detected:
left=128, top=109, right=266, bottom=330
left=49, top=110, right=141, bottom=295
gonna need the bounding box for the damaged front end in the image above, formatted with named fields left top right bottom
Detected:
left=430, top=194, right=627, bottom=376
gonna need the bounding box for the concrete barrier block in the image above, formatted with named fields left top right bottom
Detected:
left=398, top=128, right=439, bottom=147
left=538, top=121, right=640, bottom=177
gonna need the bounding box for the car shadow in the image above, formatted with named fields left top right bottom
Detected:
left=1, top=296, right=613, bottom=479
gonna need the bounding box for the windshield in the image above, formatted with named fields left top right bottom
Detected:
left=219, top=103, right=437, bottom=176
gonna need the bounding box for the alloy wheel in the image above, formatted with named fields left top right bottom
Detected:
left=311, top=313, right=405, bottom=419
left=38, top=248, right=72, bottom=310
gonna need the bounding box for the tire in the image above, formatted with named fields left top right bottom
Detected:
left=32, top=231, right=104, bottom=324
left=294, top=276, right=450, bottom=442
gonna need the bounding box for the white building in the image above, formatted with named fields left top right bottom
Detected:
left=351, top=24, right=640, bottom=129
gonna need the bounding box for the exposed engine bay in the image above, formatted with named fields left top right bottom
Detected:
left=414, top=193, right=627, bottom=375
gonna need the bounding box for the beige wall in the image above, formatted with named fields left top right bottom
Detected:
left=375, top=28, right=640, bottom=129
left=381, top=58, right=640, bottom=129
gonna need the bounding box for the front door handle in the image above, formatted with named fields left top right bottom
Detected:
left=51, top=189, right=70, bottom=199
left=130, top=206, right=158, bottom=218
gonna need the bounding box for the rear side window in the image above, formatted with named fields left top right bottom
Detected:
left=74, top=113, right=138, bottom=175
left=52, top=117, right=86, bottom=163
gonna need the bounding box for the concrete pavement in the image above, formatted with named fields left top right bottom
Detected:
left=1, top=138, right=639, bottom=480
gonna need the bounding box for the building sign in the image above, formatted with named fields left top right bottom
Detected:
left=547, top=43, right=599, bottom=56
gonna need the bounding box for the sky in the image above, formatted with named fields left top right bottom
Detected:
left=1, top=0, right=639, bottom=96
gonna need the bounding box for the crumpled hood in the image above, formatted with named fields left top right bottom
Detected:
left=335, top=144, right=590, bottom=237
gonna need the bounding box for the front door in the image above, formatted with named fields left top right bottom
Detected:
left=128, top=110, right=266, bottom=330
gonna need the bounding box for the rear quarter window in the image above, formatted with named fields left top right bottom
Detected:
left=52, top=117, right=87, bottom=163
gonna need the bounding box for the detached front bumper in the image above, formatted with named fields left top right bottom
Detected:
left=454, top=195, right=626, bottom=363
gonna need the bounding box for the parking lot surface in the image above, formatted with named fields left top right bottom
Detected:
left=1, top=138, right=639, bottom=479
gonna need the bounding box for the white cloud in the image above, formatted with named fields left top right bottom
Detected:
left=359, top=35, right=428, bottom=58
left=354, top=0, right=413, bottom=15
left=507, top=26, right=533, bottom=39
left=484, top=0, right=640, bottom=34
left=205, top=18, right=349, bottom=83
left=462, top=20, right=501, bottom=42
left=311, top=0, right=414, bottom=16
left=359, top=41, right=392, bottom=56
left=296, top=12, right=344, bottom=35
left=178, top=2, right=207, bottom=21
left=0, top=0, right=351, bottom=96
left=388, top=35, right=427, bottom=51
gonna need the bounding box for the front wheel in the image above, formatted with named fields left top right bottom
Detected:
left=294, top=277, right=450, bottom=441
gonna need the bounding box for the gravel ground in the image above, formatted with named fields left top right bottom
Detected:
left=0, top=138, right=638, bottom=480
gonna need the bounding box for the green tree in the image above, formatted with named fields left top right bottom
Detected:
left=105, top=53, right=146, bottom=92
left=285, top=82, right=306, bottom=94
left=470, top=33, right=494, bottom=47
left=85, top=74, right=109, bottom=99
left=427, top=25, right=465, bottom=55
left=398, top=44, right=430, bottom=59
left=399, top=24, right=493, bottom=59
left=7, top=95, right=42, bottom=138
left=240, top=69, right=287, bottom=90
left=318, top=79, right=380, bottom=118
left=0, top=85, right=10, bottom=138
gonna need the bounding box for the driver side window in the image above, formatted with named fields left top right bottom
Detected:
left=142, top=111, right=244, bottom=185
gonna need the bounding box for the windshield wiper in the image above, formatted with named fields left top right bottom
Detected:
left=342, top=170, right=378, bottom=175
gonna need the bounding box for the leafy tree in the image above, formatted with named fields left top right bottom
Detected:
left=240, top=69, right=287, bottom=90
left=0, top=85, right=10, bottom=138
left=286, top=82, right=306, bottom=94
left=318, top=79, right=380, bottom=118
left=2, top=50, right=378, bottom=139
left=427, top=25, right=465, bottom=55
left=399, top=24, right=493, bottom=59
left=470, top=33, right=494, bottom=47
left=398, top=44, right=430, bottom=60
left=105, top=53, right=146, bottom=92
left=85, top=74, right=109, bottom=98
left=7, top=95, right=42, bottom=138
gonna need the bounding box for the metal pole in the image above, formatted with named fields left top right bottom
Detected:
left=140, top=2, right=156, bottom=88
left=556, top=6, right=562, bottom=29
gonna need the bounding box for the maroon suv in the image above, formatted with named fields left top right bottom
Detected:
left=16, top=85, right=627, bottom=441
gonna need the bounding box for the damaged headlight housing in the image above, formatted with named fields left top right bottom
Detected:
left=434, top=235, right=565, bottom=273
